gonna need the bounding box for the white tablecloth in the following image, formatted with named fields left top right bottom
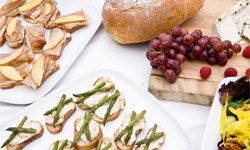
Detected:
left=0, top=25, right=210, bottom=150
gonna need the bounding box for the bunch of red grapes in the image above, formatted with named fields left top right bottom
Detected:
left=146, top=26, right=242, bottom=84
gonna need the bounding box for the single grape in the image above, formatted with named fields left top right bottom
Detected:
left=171, top=26, right=182, bottom=37
left=158, top=33, right=172, bottom=42
left=170, top=42, right=179, bottom=50
left=218, top=59, right=227, bottom=66
left=146, top=50, right=158, bottom=60
left=191, top=32, right=200, bottom=42
left=175, top=66, right=182, bottom=75
left=207, top=57, right=217, bottom=65
left=222, top=40, right=232, bottom=51
left=176, top=54, right=185, bottom=64
left=167, top=49, right=177, bottom=59
left=186, top=52, right=196, bottom=60
left=157, top=54, right=168, bottom=65
left=227, top=50, right=233, bottom=59
left=178, top=44, right=187, bottom=54
left=164, top=69, right=177, bottom=84
left=158, top=64, right=167, bottom=73
left=194, top=29, right=202, bottom=38
left=209, top=37, right=221, bottom=46
left=216, top=51, right=227, bottom=62
left=199, top=50, right=209, bottom=61
left=174, top=37, right=183, bottom=44
left=213, top=41, right=224, bottom=52
left=232, top=43, right=242, bottom=53
left=159, top=40, right=171, bottom=50
left=149, top=39, right=160, bottom=51
left=183, top=34, right=194, bottom=45
left=198, top=38, right=209, bottom=49
left=192, top=45, right=203, bottom=57
left=208, top=48, right=216, bottom=57
left=166, top=59, right=176, bottom=69
left=181, top=28, right=188, bottom=37
left=202, top=35, right=209, bottom=40
left=150, top=58, right=159, bottom=68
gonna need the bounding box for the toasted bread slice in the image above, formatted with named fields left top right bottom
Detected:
left=6, top=120, right=44, bottom=150
left=114, top=113, right=146, bottom=150
left=74, top=117, right=103, bottom=150
left=45, top=102, right=76, bottom=134
left=135, top=125, right=165, bottom=150
left=50, top=140, right=75, bottom=150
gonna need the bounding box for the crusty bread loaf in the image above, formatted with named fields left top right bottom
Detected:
left=102, top=0, right=204, bottom=44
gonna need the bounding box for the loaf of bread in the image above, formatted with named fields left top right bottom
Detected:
left=102, top=0, right=204, bottom=44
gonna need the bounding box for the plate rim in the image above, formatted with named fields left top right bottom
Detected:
left=0, top=69, right=195, bottom=149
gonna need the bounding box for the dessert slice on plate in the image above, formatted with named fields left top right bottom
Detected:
left=135, top=124, right=166, bottom=150
left=0, top=47, right=34, bottom=66
left=114, top=110, right=146, bottom=150
left=71, top=113, right=103, bottom=150
left=25, top=24, right=46, bottom=53
left=97, top=137, right=118, bottom=150
left=42, top=28, right=71, bottom=59
left=50, top=140, right=75, bottom=150
left=1, top=116, right=44, bottom=150
left=22, top=54, right=59, bottom=89
left=0, top=0, right=26, bottom=17
left=44, top=94, right=76, bottom=134
left=0, top=63, right=29, bottom=89
left=0, top=15, right=7, bottom=46
left=54, top=10, right=87, bottom=33
left=5, top=17, right=25, bottom=48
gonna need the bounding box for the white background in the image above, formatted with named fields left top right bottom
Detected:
left=0, top=1, right=211, bottom=149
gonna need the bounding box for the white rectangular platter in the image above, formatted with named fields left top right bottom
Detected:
left=201, top=77, right=239, bottom=150
left=0, top=70, right=194, bottom=150
left=0, top=0, right=102, bottom=104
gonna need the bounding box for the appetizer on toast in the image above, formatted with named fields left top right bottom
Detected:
left=71, top=113, right=103, bottom=150
left=42, top=28, right=71, bottom=59
left=25, top=24, right=46, bottom=53
left=0, top=15, right=7, bottom=46
left=0, top=0, right=26, bottom=17
left=114, top=110, right=146, bottom=150
left=5, top=17, right=25, bottom=48
left=22, top=54, right=59, bottom=89
left=136, top=124, right=165, bottom=150
left=74, top=77, right=125, bottom=124
left=0, top=62, right=29, bottom=89
left=97, top=137, right=118, bottom=150
left=44, top=94, right=76, bottom=134
left=218, top=76, right=250, bottom=150
left=50, top=140, right=75, bottom=150
left=1, top=116, right=44, bottom=150
left=54, top=10, right=87, bottom=33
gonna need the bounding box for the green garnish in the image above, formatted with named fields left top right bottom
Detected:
left=101, top=143, right=112, bottom=150
left=1, top=116, right=28, bottom=148
left=89, top=90, right=120, bottom=114
left=115, top=110, right=146, bottom=142
left=44, top=98, right=73, bottom=116
left=97, top=139, right=112, bottom=150
left=103, top=93, right=119, bottom=125
left=97, top=138, right=103, bottom=150
left=71, top=113, right=93, bottom=148
left=6, top=127, right=36, bottom=133
left=53, top=95, right=66, bottom=125
left=124, top=111, right=136, bottom=144
left=52, top=141, right=59, bottom=150
left=58, top=140, right=68, bottom=150
left=84, top=114, right=91, bottom=142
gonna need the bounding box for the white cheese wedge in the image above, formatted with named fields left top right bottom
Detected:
left=45, top=102, right=76, bottom=125
left=76, top=118, right=100, bottom=144
left=9, top=120, right=42, bottom=145
left=115, top=113, right=146, bottom=145
left=95, top=94, right=125, bottom=119
left=136, top=126, right=165, bottom=150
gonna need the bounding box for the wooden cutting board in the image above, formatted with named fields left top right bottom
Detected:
left=148, top=0, right=250, bottom=106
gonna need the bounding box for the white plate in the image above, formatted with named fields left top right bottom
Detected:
left=0, top=69, right=194, bottom=150
left=201, top=77, right=239, bottom=150
left=0, top=0, right=102, bottom=104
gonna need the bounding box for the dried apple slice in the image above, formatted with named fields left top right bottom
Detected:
left=55, top=15, right=85, bottom=24
left=31, top=54, right=45, bottom=86
left=0, top=0, right=26, bottom=16
left=0, top=47, right=23, bottom=65
left=0, top=66, right=23, bottom=81
left=18, top=0, right=44, bottom=12
left=43, top=2, right=52, bottom=16
left=43, top=29, right=64, bottom=50
left=6, top=17, right=18, bottom=36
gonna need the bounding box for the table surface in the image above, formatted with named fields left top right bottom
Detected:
left=0, top=1, right=211, bottom=149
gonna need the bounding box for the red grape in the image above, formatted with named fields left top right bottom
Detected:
left=192, top=45, right=203, bottom=56
left=176, top=54, right=185, bottom=64
left=166, top=59, right=176, bottom=69
left=186, top=52, right=196, bottom=60
left=167, top=49, right=177, bottom=59
left=208, top=48, right=216, bottom=57
left=194, top=29, right=202, bottom=37
left=158, top=64, right=167, bottom=73
left=171, top=26, right=182, bottom=37
left=183, top=34, right=194, bottom=45
left=208, top=57, right=217, bottom=65
left=213, top=41, right=224, bottom=52
left=150, top=58, right=159, bottom=68
left=232, top=43, right=241, bottom=53
left=164, top=69, right=177, bottom=84
left=199, top=50, right=209, bottom=61
left=178, top=44, right=187, bottom=54
left=198, top=38, right=209, bottom=49
left=170, top=42, right=179, bottom=50
left=158, top=33, right=172, bottom=42
left=202, top=35, right=209, bottom=40
left=174, top=37, right=183, bottom=44
left=218, top=59, right=227, bottom=66
left=159, top=40, right=171, bottom=50
left=217, top=51, right=227, bottom=62
left=175, top=66, right=182, bottom=75
left=222, top=40, right=232, bottom=50
left=149, top=39, right=160, bottom=51
left=227, top=50, right=233, bottom=59
left=181, top=28, right=188, bottom=37
left=146, top=50, right=158, bottom=60
left=191, top=32, right=200, bottom=42
left=209, top=37, right=221, bottom=46
left=157, top=54, right=168, bottom=65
